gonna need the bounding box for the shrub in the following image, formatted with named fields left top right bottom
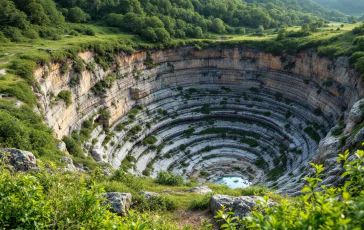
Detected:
left=240, top=138, right=259, bottom=148
left=137, top=195, right=177, bottom=212
left=9, top=60, right=36, bottom=84
left=189, top=194, right=212, bottom=210
left=332, top=124, right=344, bottom=136
left=115, top=123, right=125, bottom=132
left=142, top=136, right=157, bottom=146
left=111, top=169, right=145, bottom=191
left=155, top=171, right=184, bottom=186
left=57, top=90, right=72, bottom=106
left=73, top=57, right=85, bottom=73
left=99, top=110, right=110, bottom=121
left=304, top=126, right=320, bottom=143
left=0, top=166, right=180, bottom=229
left=62, top=135, right=84, bottom=158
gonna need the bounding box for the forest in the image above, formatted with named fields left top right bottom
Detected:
left=0, top=0, right=351, bottom=43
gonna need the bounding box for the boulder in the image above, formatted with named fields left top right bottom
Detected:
left=103, top=192, right=132, bottom=216
left=139, top=191, right=160, bottom=200
left=57, top=142, right=67, bottom=152
left=210, top=195, right=274, bottom=218
left=0, top=148, right=37, bottom=172
left=100, top=166, right=112, bottom=176
left=59, top=156, right=77, bottom=171
left=189, top=186, right=213, bottom=194
left=352, top=128, right=364, bottom=145
left=347, top=99, right=364, bottom=124
left=91, top=147, right=104, bottom=162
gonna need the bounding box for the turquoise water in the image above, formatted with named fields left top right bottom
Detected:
left=214, top=176, right=251, bottom=189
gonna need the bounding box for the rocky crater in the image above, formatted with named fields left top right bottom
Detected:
left=34, top=46, right=363, bottom=194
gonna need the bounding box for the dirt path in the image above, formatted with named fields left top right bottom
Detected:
left=173, top=209, right=217, bottom=229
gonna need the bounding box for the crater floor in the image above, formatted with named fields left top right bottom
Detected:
left=108, top=83, right=332, bottom=193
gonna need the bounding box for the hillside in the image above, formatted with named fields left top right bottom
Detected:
left=314, top=0, right=364, bottom=16
left=0, top=0, right=364, bottom=229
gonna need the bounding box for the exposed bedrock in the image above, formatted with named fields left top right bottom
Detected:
left=34, top=47, right=363, bottom=194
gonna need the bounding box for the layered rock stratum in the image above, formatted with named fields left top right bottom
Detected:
left=34, top=47, right=364, bottom=194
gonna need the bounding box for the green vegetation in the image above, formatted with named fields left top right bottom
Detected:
left=57, top=90, right=72, bottom=106
left=155, top=171, right=184, bottom=186
left=0, top=100, right=62, bottom=162
left=304, top=126, right=321, bottom=143
left=240, top=138, right=259, bottom=148
left=0, top=0, right=349, bottom=44
left=315, top=0, right=364, bottom=16
left=142, top=136, right=158, bottom=146
left=0, top=1, right=363, bottom=228
left=214, top=148, right=364, bottom=230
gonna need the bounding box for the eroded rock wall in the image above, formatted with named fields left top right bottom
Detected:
left=33, top=46, right=363, bottom=194
left=34, top=47, right=362, bottom=139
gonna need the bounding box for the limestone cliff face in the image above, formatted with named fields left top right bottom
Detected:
left=33, top=46, right=363, bottom=190
left=34, top=47, right=362, bottom=139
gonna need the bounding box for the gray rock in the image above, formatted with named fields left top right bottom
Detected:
left=102, top=192, right=132, bottom=216
left=14, top=100, right=24, bottom=108
left=91, top=147, right=104, bottom=162
left=74, top=163, right=90, bottom=173
left=57, top=142, right=67, bottom=152
left=139, top=191, right=160, bottom=199
left=100, top=166, right=112, bottom=176
left=0, top=148, right=37, bottom=172
left=352, top=128, right=364, bottom=145
left=59, top=156, right=77, bottom=171
left=189, top=186, right=213, bottom=194
left=347, top=99, right=364, bottom=124
left=210, top=195, right=274, bottom=218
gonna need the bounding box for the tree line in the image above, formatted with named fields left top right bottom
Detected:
left=0, top=0, right=351, bottom=43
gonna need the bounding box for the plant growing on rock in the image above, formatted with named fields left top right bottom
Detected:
left=57, top=90, right=72, bottom=106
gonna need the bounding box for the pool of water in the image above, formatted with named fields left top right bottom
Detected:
left=214, top=176, right=251, bottom=189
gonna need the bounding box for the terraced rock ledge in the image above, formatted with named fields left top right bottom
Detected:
left=35, top=47, right=363, bottom=195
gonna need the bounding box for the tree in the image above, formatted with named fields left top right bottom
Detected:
left=0, top=0, right=29, bottom=29
left=277, top=28, right=286, bottom=40
left=105, top=13, right=123, bottom=27
left=141, top=27, right=157, bottom=42
left=256, top=25, right=265, bottom=34
left=211, top=18, right=225, bottom=34
left=192, top=26, right=203, bottom=38
left=147, top=16, right=164, bottom=28
left=155, top=28, right=170, bottom=43
left=301, top=23, right=310, bottom=32
left=68, top=7, right=87, bottom=23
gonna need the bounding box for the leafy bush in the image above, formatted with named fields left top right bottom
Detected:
left=142, top=136, right=157, bottom=146
left=304, top=126, right=321, bottom=143
left=115, top=123, right=125, bottom=132
left=111, top=169, right=145, bottom=192
left=62, top=135, right=84, bottom=158
left=9, top=60, right=36, bottom=84
left=189, top=194, right=212, bottom=210
left=136, top=195, right=177, bottom=212
left=72, top=56, right=85, bottom=73
left=155, top=171, right=184, bottom=186
left=57, top=90, right=72, bottom=106
left=0, top=165, right=180, bottom=229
